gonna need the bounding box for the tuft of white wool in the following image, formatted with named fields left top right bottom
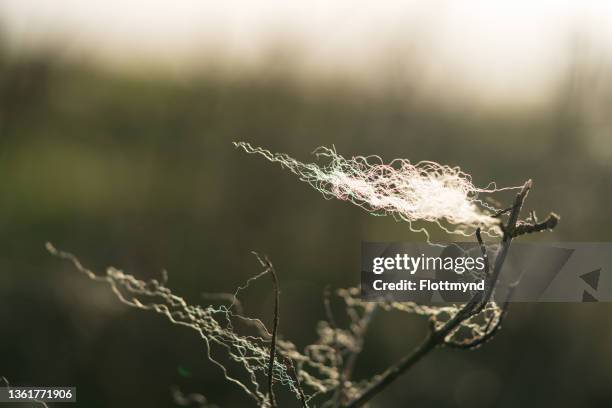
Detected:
left=235, top=142, right=520, bottom=236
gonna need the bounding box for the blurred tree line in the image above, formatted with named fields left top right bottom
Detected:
left=0, top=35, right=611, bottom=407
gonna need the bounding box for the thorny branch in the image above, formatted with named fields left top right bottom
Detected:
left=343, top=179, right=559, bottom=408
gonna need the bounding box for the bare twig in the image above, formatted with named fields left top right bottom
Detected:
left=248, top=251, right=281, bottom=407
left=474, top=180, right=531, bottom=313
left=475, top=228, right=490, bottom=276
left=343, top=179, right=554, bottom=408
left=265, top=256, right=280, bottom=408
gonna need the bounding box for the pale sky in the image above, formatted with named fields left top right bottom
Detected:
left=1, top=0, right=612, bottom=103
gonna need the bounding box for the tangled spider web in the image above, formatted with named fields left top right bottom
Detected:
left=234, top=142, right=520, bottom=237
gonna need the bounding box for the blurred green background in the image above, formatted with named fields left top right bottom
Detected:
left=1, top=22, right=612, bottom=407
